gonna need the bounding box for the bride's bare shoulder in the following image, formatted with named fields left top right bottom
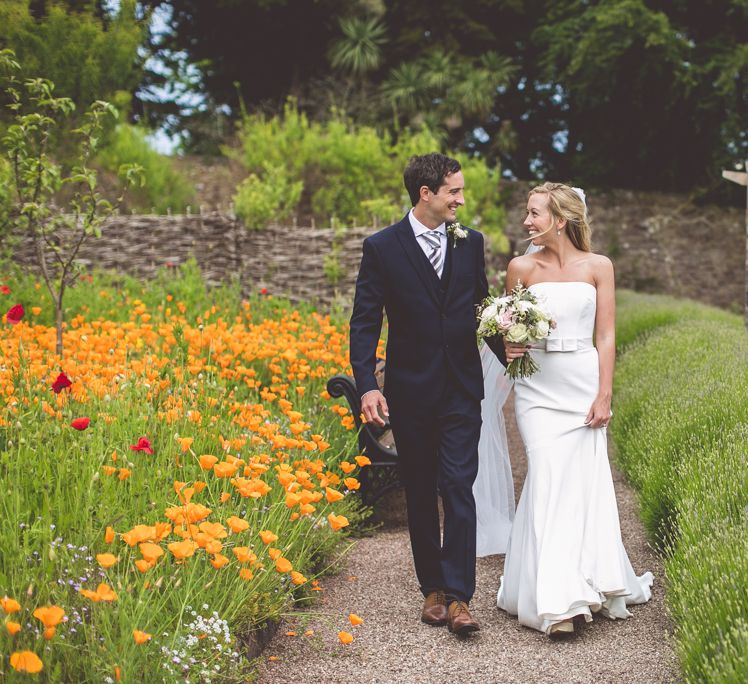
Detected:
left=588, top=252, right=614, bottom=285
left=505, top=254, right=537, bottom=290
left=507, top=254, right=538, bottom=274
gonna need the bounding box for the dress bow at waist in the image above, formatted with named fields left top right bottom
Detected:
left=531, top=337, right=594, bottom=352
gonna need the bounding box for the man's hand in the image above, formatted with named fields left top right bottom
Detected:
left=361, top=390, right=389, bottom=427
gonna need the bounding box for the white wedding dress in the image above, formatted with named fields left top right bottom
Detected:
left=496, top=281, right=653, bottom=634
left=474, top=343, right=515, bottom=556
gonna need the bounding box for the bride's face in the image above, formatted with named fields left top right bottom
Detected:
left=524, top=193, right=555, bottom=245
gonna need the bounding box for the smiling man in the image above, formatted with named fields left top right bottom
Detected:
left=349, top=153, right=505, bottom=637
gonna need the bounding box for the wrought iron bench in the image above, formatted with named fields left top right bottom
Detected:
left=326, top=359, right=401, bottom=505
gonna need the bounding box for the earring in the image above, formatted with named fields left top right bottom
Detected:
left=556, top=229, right=561, bottom=236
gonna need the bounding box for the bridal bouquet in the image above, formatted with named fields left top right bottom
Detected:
left=476, top=283, right=555, bottom=379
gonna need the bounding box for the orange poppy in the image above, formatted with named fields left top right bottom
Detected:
left=210, top=553, right=229, bottom=569
left=344, top=477, right=361, bottom=491
left=204, top=539, right=223, bottom=555
left=349, top=613, right=364, bottom=626
left=340, top=461, right=356, bottom=474
left=176, top=436, right=193, bottom=453
left=232, top=547, right=256, bottom=564
left=32, top=606, right=65, bottom=628
left=259, top=530, right=278, bottom=544
left=133, top=630, right=152, bottom=644
left=104, top=526, right=116, bottom=544
left=325, top=487, right=344, bottom=503
left=199, top=454, right=218, bottom=470
left=227, top=516, right=249, bottom=533
left=354, top=455, right=372, bottom=467
left=337, top=631, right=354, bottom=645
left=5, top=620, right=21, bottom=635
left=138, top=543, right=164, bottom=564
left=1, top=596, right=21, bottom=614
left=79, top=583, right=118, bottom=602
left=198, top=521, right=227, bottom=539
left=275, top=557, right=292, bottom=573
left=168, top=540, right=198, bottom=560
left=134, top=559, right=153, bottom=573
left=10, top=650, right=44, bottom=673
left=328, top=514, right=350, bottom=531
left=290, top=571, right=307, bottom=585
left=96, top=553, right=118, bottom=569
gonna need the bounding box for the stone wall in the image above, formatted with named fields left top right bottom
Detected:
left=10, top=182, right=746, bottom=312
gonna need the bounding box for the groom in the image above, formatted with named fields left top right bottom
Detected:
left=349, top=153, right=505, bottom=636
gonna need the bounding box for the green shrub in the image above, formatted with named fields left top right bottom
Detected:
left=612, top=291, right=747, bottom=683
left=231, top=100, right=507, bottom=246
left=96, top=124, right=194, bottom=213
left=233, top=163, right=303, bottom=229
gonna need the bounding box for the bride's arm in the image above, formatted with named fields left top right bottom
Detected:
left=586, top=256, right=615, bottom=428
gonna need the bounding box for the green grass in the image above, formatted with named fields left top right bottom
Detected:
left=613, top=290, right=747, bottom=683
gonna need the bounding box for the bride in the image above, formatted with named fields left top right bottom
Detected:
left=475, top=182, right=652, bottom=636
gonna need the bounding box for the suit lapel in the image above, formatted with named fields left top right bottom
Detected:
left=395, top=217, right=441, bottom=307
left=444, top=232, right=466, bottom=305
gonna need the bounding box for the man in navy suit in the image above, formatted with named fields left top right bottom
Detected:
left=349, top=153, right=505, bottom=636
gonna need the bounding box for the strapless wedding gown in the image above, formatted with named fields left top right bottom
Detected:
left=497, top=281, right=653, bottom=634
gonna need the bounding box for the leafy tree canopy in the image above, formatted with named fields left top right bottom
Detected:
left=0, top=0, right=144, bottom=117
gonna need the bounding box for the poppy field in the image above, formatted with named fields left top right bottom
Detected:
left=0, top=262, right=375, bottom=681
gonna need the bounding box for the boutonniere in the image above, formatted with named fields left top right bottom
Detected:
left=447, top=222, right=468, bottom=247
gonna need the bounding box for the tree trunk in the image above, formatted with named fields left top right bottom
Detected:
left=55, top=296, right=63, bottom=357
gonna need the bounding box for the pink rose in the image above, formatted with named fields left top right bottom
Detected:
left=497, top=309, right=515, bottom=331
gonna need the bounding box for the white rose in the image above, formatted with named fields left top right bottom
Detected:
left=506, top=323, right=528, bottom=343
left=480, top=302, right=498, bottom=323
left=517, top=300, right=532, bottom=313
left=534, top=320, right=550, bottom=338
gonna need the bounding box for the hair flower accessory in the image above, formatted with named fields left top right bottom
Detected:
left=447, top=222, right=468, bottom=247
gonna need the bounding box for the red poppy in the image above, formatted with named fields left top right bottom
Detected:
left=0, top=285, right=10, bottom=294
left=130, top=437, right=154, bottom=454
left=51, top=372, right=72, bottom=394
left=5, top=304, right=24, bottom=325
left=71, top=417, right=91, bottom=431
left=260, top=288, right=268, bottom=295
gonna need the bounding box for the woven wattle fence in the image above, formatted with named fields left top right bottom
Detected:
left=11, top=212, right=376, bottom=306
left=10, top=182, right=746, bottom=311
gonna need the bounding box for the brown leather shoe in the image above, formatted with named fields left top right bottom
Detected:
left=447, top=601, right=480, bottom=635
left=421, top=591, right=448, bottom=626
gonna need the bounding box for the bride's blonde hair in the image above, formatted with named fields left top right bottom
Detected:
left=529, top=182, right=591, bottom=252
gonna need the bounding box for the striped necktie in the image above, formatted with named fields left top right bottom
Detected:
left=421, top=231, right=443, bottom=278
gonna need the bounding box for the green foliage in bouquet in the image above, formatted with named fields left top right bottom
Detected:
left=612, top=291, right=747, bottom=683
left=96, top=124, right=195, bottom=214
left=231, top=100, right=507, bottom=248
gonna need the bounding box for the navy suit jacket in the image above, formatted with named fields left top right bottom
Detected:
left=349, top=215, right=506, bottom=409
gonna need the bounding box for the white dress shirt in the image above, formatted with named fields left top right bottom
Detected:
left=409, top=209, right=447, bottom=263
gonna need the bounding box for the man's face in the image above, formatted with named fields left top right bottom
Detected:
left=425, top=171, right=465, bottom=224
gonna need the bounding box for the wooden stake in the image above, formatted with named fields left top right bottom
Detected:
left=722, top=162, right=748, bottom=330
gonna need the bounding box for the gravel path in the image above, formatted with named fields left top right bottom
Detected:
left=256, top=396, right=680, bottom=684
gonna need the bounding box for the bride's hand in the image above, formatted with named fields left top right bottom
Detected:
left=585, top=394, right=612, bottom=428
left=504, top=342, right=530, bottom=362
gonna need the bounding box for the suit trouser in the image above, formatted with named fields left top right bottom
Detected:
left=388, top=372, right=482, bottom=604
